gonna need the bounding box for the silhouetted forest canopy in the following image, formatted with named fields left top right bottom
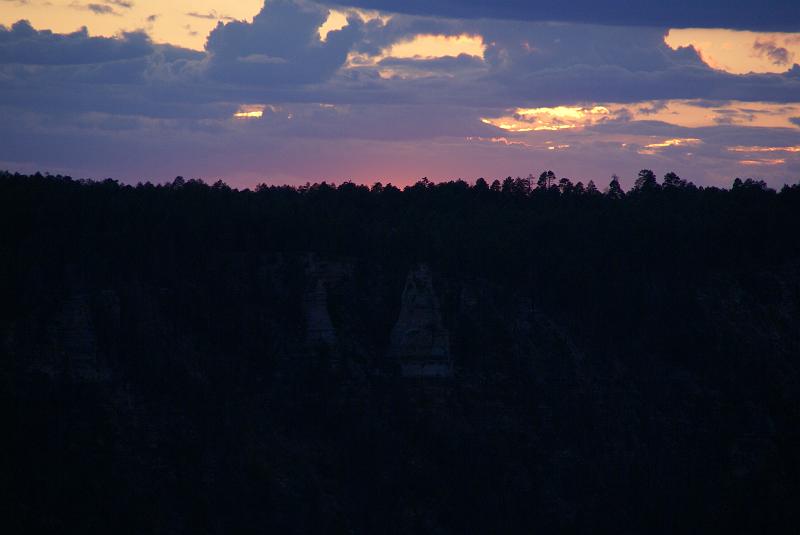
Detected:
left=2, top=169, right=800, bottom=533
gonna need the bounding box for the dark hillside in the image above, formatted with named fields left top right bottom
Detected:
left=2, top=171, right=800, bottom=533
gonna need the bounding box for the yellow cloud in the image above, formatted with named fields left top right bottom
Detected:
left=644, top=138, right=702, bottom=149
left=233, top=104, right=265, bottom=119
left=481, top=105, right=611, bottom=132
left=665, top=28, right=800, bottom=74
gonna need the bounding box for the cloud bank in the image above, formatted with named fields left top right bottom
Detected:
left=0, top=0, right=798, bottom=187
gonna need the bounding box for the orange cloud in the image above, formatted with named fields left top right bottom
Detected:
left=739, top=158, right=786, bottom=165
left=638, top=138, right=702, bottom=155
left=728, top=145, right=800, bottom=153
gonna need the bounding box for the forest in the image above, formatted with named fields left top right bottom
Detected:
left=2, top=169, right=800, bottom=533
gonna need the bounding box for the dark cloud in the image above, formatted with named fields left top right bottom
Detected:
left=69, top=1, right=134, bottom=16
left=186, top=10, right=236, bottom=22
left=327, top=1, right=800, bottom=32
left=712, top=108, right=756, bottom=125
left=455, top=20, right=800, bottom=106
left=204, top=0, right=364, bottom=85
left=377, top=54, right=486, bottom=72
left=340, top=13, right=798, bottom=107
left=473, top=21, right=702, bottom=80
left=187, top=12, right=215, bottom=20
left=106, top=0, right=133, bottom=8
left=0, top=20, right=205, bottom=121
left=483, top=57, right=800, bottom=107
left=84, top=4, right=119, bottom=16
left=0, top=20, right=151, bottom=64
left=753, top=39, right=793, bottom=66
left=790, top=117, right=800, bottom=127
left=637, top=101, right=670, bottom=114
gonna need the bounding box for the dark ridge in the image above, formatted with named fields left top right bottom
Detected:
left=2, top=169, right=800, bottom=533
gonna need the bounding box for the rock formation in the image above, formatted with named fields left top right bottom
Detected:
left=303, top=254, right=350, bottom=352
left=304, top=278, right=337, bottom=349
left=389, top=264, right=452, bottom=378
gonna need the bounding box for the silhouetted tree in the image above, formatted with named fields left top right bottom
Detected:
left=606, top=174, right=625, bottom=199
left=738, top=178, right=770, bottom=192
left=663, top=171, right=687, bottom=189
left=512, top=176, right=531, bottom=196
left=537, top=170, right=556, bottom=190
left=633, top=169, right=659, bottom=192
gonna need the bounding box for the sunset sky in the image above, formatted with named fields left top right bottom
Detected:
left=1, top=0, right=799, bottom=188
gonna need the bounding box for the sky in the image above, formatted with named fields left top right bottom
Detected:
left=1, top=0, right=799, bottom=188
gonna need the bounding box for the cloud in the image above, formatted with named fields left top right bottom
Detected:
left=376, top=53, right=485, bottom=76
left=105, top=0, right=133, bottom=8
left=0, top=20, right=152, bottom=64
left=0, top=0, right=798, bottom=187
left=85, top=3, right=118, bottom=16
left=204, top=0, right=364, bottom=85
left=65, top=0, right=133, bottom=15
left=479, top=22, right=800, bottom=106
left=2, top=3, right=798, bottom=111
left=753, top=39, right=793, bottom=66
left=186, top=10, right=236, bottom=22
left=0, top=19, right=206, bottom=121
left=324, top=1, right=800, bottom=32
left=340, top=14, right=800, bottom=108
